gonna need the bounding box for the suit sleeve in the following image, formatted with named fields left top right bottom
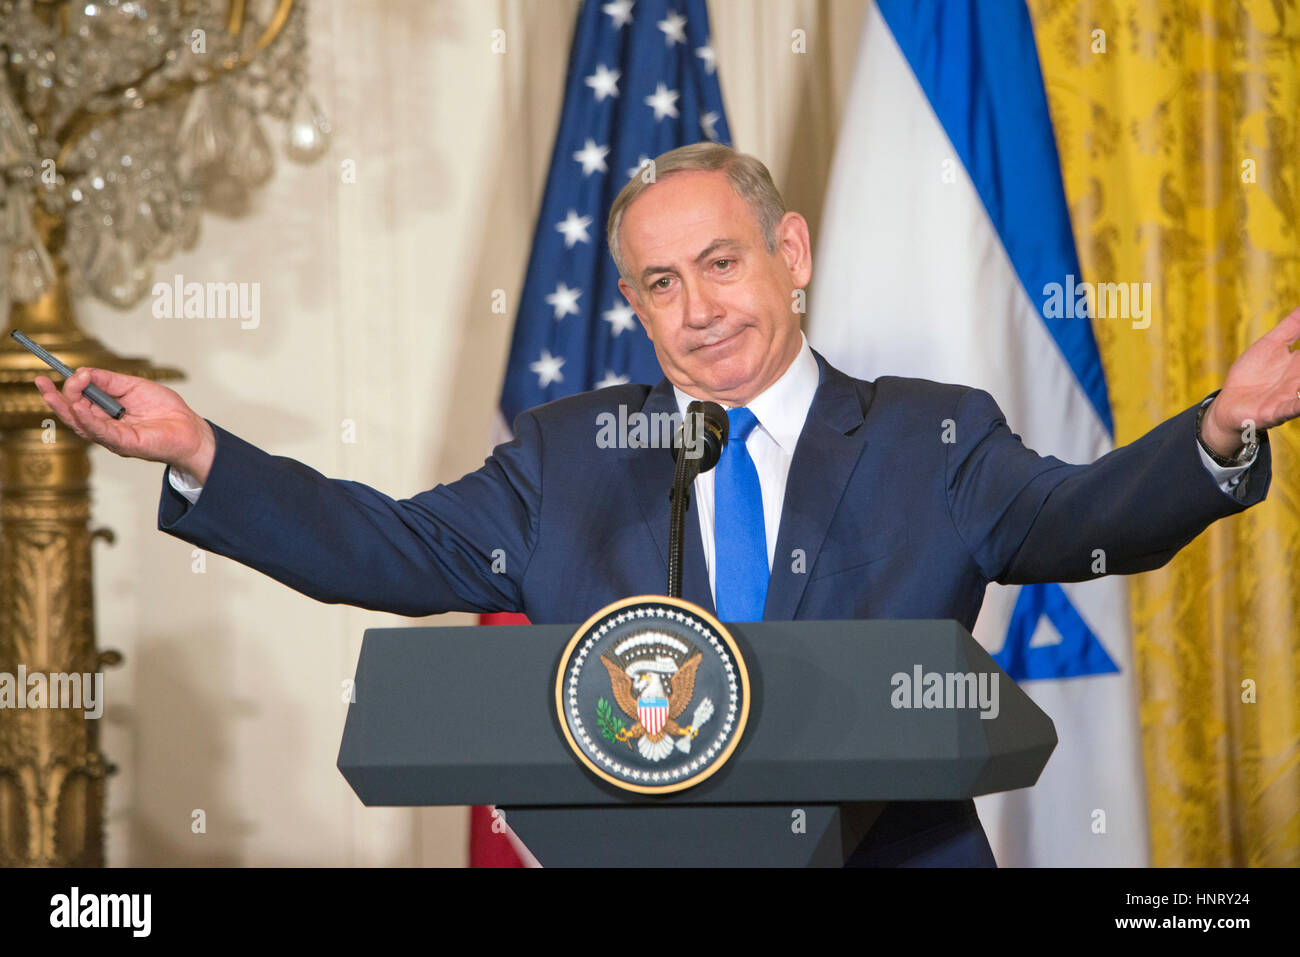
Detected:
left=944, top=387, right=1272, bottom=585
left=156, top=413, right=543, bottom=616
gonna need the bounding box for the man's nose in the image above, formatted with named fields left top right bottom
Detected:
left=681, top=276, right=723, bottom=328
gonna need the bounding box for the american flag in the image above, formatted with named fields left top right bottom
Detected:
left=498, top=0, right=732, bottom=423
left=472, top=0, right=731, bottom=868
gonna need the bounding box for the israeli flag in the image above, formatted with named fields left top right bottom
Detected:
left=809, top=0, right=1148, bottom=866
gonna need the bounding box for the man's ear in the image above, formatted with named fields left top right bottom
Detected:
left=617, top=278, right=654, bottom=341
left=776, top=211, right=813, bottom=289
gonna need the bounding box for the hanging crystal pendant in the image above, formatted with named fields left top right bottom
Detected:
left=86, top=235, right=153, bottom=308
left=0, top=73, right=38, bottom=168
left=176, top=85, right=232, bottom=185
left=226, top=107, right=276, bottom=188
left=9, top=239, right=57, bottom=303
left=5, top=193, right=56, bottom=302
left=285, top=94, right=331, bottom=164
left=135, top=196, right=173, bottom=263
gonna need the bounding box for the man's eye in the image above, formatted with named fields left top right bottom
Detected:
left=714, top=259, right=733, bottom=270
left=654, top=277, right=673, bottom=290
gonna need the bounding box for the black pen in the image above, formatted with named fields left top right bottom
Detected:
left=11, top=330, right=126, bottom=419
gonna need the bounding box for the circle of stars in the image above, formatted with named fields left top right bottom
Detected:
left=562, top=602, right=743, bottom=787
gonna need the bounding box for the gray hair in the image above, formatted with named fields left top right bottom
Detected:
left=606, top=142, right=786, bottom=285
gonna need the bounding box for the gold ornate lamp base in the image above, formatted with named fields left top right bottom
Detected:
left=0, top=279, right=181, bottom=866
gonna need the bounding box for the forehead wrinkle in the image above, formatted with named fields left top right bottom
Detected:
left=622, top=175, right=754, bottom=273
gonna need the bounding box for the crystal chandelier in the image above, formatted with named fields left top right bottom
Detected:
left=0, top=0, right=330, bottom=311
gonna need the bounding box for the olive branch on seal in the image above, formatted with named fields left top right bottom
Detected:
left=595, top=697, right=627, bottom=744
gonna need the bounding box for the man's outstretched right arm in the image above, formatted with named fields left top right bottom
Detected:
left=37, top=367, right=539, bottom=618
left=157, top=418, right=540, bottom=617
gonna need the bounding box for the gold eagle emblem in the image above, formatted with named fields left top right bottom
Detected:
left=600, top=650, right=713, bottom=761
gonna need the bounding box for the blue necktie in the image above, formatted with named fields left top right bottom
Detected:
left=714, top=407, right=768, bottom=621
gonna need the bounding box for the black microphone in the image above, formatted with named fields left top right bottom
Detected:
left=667, top=401, right=728, bottom=598
left=670, top=400, right=727, bottom=471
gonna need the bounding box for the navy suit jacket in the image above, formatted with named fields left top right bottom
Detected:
left=158, top=350, right=1271, bottom=865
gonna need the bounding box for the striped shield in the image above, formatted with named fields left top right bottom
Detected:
left=638, top=697, right=669, bottom=737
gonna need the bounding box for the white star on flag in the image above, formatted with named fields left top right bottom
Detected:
left=626, top=154, right=652, bottom=179
left=572, top=138, right=610, bottom=176
left=700, top=111, right=720, bottom=141
left=645, top=82, right=680, bottom=120
left=593, top=370, right=631, bottom=389
left=602, top=300, right=637, bottom=335
left=695, top=42, right=716, bottom=73
left=529, top=350, right=565, bottom=387
left=658, top=10, right=687, bottom=46
left=555, top=209, right=593, bottom=248
left=584, top=63, right=621, bottom=101
left=602, top=0, right=634, bottom=29
left=546, top=282, right=582, bottom=319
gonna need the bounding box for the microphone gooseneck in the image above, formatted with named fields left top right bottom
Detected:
left=667, top=401, right=728, bottom=598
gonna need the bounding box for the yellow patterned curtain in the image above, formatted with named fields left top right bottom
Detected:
left=1027, top=0, right=1299, bottom=865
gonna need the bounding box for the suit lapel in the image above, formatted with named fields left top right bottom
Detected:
left=763, top=352, right=872, bottom=620
left=628, top=381, right=717, bottom=617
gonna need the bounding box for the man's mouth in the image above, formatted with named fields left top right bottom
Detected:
left=693, top=328, right=743, bottom=351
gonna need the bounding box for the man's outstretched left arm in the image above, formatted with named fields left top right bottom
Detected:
left=947, top=305, right=1300, bottom=585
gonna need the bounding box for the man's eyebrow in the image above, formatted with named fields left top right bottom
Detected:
left=639, top=238, right=741, bottom=285
left=694, top=238, right=740, bottom=264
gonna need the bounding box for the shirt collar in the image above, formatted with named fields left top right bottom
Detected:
left=671, top=331, right=818, bottom=452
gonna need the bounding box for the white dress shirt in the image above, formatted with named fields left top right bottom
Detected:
left=167, top=331, right=1258, bottom=605
left=671, top=332, right=820, bottom=601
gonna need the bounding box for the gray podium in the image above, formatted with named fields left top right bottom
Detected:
left=337, top=618, right=1056, bottom=866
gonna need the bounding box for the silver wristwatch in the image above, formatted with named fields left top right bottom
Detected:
left=1196, top=397, right=1258, bottom=467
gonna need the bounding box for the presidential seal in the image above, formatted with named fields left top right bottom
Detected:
left=555, top=595, right=750, bottom=794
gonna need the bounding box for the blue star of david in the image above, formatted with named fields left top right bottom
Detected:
left=994, top=583, right=1119, bottom=681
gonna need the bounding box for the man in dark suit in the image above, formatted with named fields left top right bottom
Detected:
left=36, top=143, right=1298, bottom=866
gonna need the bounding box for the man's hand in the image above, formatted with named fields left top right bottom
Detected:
left=1201, top=305, right=1300, bottom=459
left=35, top=367, right=216, bottom=483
